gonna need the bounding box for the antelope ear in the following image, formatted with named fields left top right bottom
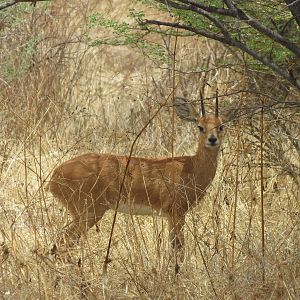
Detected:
left=175, top=97, right=199, bottom=122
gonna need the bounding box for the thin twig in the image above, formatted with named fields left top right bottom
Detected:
left=231, top=120, right=240, bottom=269
left=171, top=26, right=178, bottom=275
left=260, top=98, right=266, bottom=283
left=102, top=94, right=171, bottom=275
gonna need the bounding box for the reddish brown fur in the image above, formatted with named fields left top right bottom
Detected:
left=48, top=106, right=225, bottom=265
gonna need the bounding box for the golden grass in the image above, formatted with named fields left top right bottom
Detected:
left=0, top=1, right=299, bottom=299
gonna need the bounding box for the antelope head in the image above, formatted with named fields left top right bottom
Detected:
left=175, top=91, right=225, bottom=150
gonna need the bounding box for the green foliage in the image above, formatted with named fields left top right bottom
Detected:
left=2, top=35, right=40, bottom=81
left=0, top=2, right=32, bottom=26
left=136, top=0, right=299, bottom=72
left=86, top=12, right=170, bottom=64
left=235, top=1, right=298, bottom=67
left=0, top=3, right=41, bottom=82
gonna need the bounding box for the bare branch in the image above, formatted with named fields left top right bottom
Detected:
left=149, top=1, right=300, bottom=90
left=231, top=4, right=300, bottom=58
left=223, top=0, right=236, bottom=11
left=159, top=0, right=300, bottom=58
left=140, top=19, right=229, bottom=44
left=158, top=0, right=236, bottom=16
left=156, top=0, right=232, bottom=39
left=285, top=0, right=300, bottom=27
left=141, top=19, right=300, bottom=90
left=0, top=0, right=49, bottom=11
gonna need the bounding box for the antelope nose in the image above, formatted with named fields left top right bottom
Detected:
left=208, top=136, right=217, bottom=145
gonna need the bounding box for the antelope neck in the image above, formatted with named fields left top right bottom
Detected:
left=192, top=142, right=220, bottom=177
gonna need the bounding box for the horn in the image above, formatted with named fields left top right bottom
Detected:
left=200, top=90, right=206, bottom=117
left=215, top=88, right=219, bottom=117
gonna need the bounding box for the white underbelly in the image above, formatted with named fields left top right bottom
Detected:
left=110, top=202, right=165, bottom=217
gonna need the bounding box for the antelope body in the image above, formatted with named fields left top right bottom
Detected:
left=48, top=97, right=225, bottom=269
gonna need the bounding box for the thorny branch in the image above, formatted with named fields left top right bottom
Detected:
left=224, top=0, right=300, bottom=57
left=141, top=0, right=300, bottom=90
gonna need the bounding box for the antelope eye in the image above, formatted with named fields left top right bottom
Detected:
left=219, top=125, right=224, bottom=131
left=198, top=125, right=204, bottom=132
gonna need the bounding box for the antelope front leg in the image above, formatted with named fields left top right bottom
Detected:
left=168, top=213, right=185, bottom=274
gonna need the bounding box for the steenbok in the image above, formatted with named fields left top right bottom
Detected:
left=48, top=95, right=225, bottom=272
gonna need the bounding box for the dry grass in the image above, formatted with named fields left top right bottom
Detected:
left=0, top=1, right=299, bottom=299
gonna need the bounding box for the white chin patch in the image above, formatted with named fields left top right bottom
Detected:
left=205, top=143, right=219, bottom=148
